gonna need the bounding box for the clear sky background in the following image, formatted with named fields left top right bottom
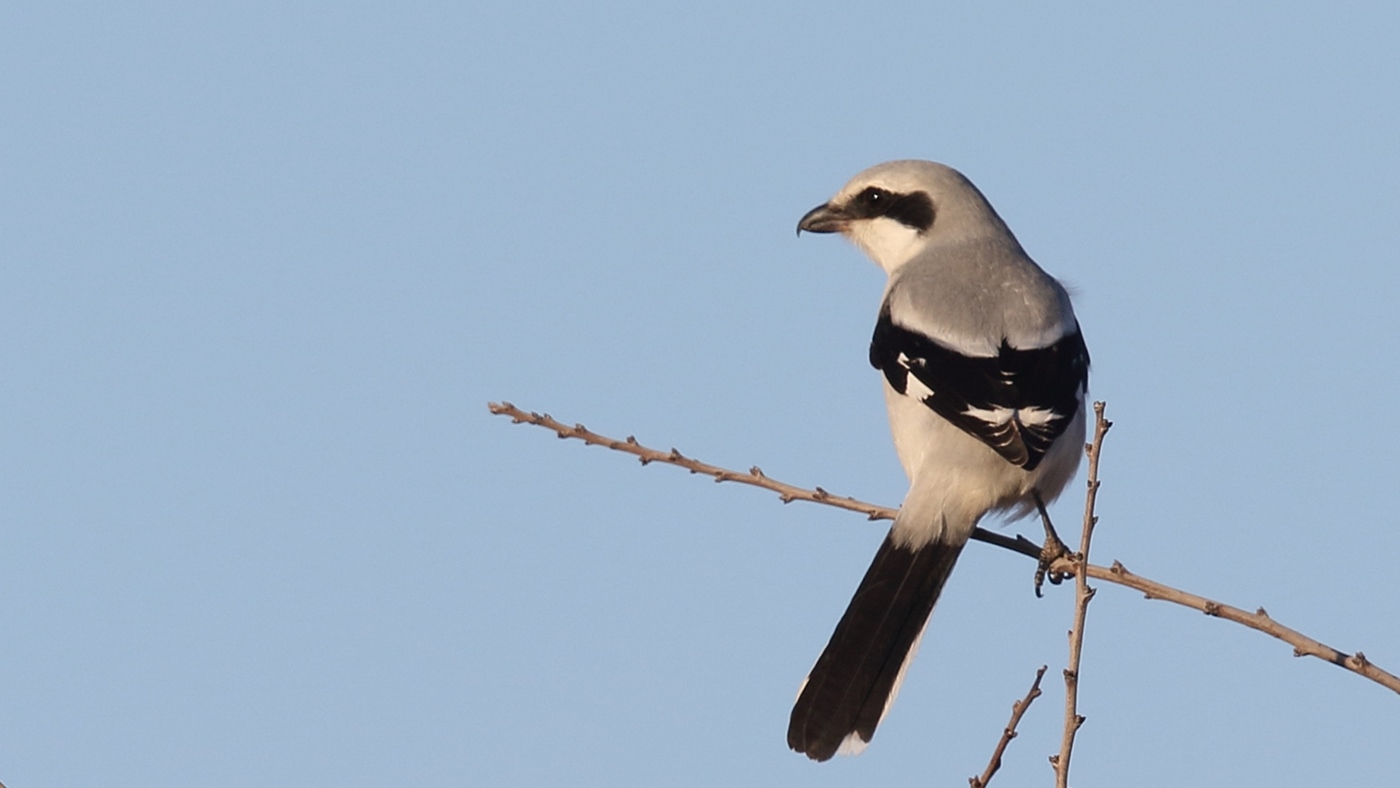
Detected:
left=4, top=2, right=1399, bottom=786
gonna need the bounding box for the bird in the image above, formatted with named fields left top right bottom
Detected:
left=788, top=160, right=1090, bottom=762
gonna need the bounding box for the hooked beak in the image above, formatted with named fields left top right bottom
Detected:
left=796, top=202, right=849, bottom=236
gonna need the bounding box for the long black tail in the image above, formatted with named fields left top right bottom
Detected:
left=787, top=533, right=964, bottom=761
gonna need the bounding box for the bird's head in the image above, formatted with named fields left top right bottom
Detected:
left=797, top=160, right=1011, bottom=273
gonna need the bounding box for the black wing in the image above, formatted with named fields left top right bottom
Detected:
left=869, top=307, right=1089, bottom=471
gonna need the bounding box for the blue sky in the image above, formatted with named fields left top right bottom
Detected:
left=4, top=2, right=1399, bottom=786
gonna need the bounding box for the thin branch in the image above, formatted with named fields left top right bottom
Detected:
left=1052, top=402, right=1111, bottom=788
left=1075, top=560, right=1398, bottom=690
left=487, top=400, right=1400, bottom=696
left=485, top=401, right=1042, bottom=558
left=969, top=666, right=1047, bottom=788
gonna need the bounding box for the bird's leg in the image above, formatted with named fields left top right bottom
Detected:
left=1032, top=489, right=1071, bottom=597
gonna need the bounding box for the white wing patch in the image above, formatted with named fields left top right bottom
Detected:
left=897, top=353, right=935, bottom=400
left=1018, top=407, right=1059, bottom=426
left=962, top=405, right=1060, bottom=428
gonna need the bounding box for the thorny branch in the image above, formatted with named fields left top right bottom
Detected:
left=486, top=401, right=1400, bottom=699
left=969, top=666, right=1047, bottom=788
left=483, top=401, right=1044, bottom=558
left=1051, top=402, right=1110, bottom=787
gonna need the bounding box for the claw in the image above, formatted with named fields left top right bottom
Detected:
left=1032, top=489, right=1072, bottom=597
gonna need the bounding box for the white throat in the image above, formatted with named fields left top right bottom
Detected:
left=847, top=218, right=926, bottom=273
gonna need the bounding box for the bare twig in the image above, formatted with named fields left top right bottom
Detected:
left=1073, top=560, right=1398, bottom=692
left=969, top=666, right=1047, bottom=788
left=1051, top=403, right=1111, bottom=787
left=485, top=401, right=1042, bottom=558
left=487, top=400, right=1400, bottom=696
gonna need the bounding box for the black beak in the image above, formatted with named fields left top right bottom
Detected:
left=796, top=202, right=849, bottom=236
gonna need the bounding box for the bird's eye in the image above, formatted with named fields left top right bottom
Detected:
left=858, top=187, right=888, bottom=206
left=850, top=187, right=896, bottom=219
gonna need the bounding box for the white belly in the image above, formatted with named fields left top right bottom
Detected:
left=883, top=382, right=1086, bottom=548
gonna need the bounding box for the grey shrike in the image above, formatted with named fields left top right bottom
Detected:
left=789, top=160, right=1089, bottom=762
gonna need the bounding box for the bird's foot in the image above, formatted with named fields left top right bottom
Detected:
left=1032, top=490, right=1072, bottom=597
